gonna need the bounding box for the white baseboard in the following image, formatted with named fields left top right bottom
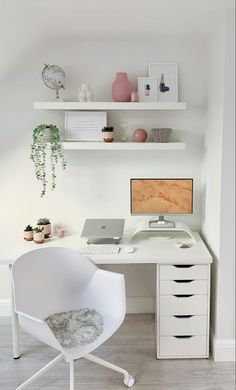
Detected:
left=211, top=328, right=235, bottom=361
left=126, top=296, right=155, bottom=313
left=0, top=299, right=10, bottom=317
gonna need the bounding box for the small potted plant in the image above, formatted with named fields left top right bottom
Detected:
left=37, top=218, right=51, bottom=238
left=102, top=127, right=114, bottom=142
left=24, top=225, right=33, bottom=241
left=33, top=227, right=44, bottom=244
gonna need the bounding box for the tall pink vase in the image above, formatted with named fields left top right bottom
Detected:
left=112, top=72, right=132, bottom=102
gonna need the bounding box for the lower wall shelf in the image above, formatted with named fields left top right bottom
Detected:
left=61, top=141, right=186, bottom=150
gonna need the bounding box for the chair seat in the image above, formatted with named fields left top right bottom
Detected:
left=45, top=308, right=103, bottom=349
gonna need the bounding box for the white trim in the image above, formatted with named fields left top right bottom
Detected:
left=0, top=299, right=11, bottom=317
left=126, top=297, right=154, bottom=313
left=211, top=328, right=235, bottom=361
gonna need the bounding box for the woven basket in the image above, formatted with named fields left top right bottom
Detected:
left=152, top=128, right=172, bottom=143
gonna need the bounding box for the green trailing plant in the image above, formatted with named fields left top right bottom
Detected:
left=30, top=124, right=66, bottom=197
left=34, top=227, right=44, bottom=233
left=24, top=225, right=33, bottom=231
left=37, top=218, right=50, bottom=225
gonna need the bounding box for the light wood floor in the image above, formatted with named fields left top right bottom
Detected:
left=0, top=314, right=235, bottom=390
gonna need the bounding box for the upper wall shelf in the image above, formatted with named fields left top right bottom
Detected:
left=33, top=102, right=186, bottom=111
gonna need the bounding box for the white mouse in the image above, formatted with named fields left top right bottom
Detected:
left=125, top=246, right=135, bottom=253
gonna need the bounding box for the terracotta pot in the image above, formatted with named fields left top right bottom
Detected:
left=112, top=72, right=132, bottom=102
left=37, top=223, right=51, bottom=238
left=24, top=231, right=33, bottom=241
left=33, top=232, right=44, bottom=244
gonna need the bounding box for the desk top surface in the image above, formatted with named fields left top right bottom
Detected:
left=0, top=231, right=212, bottom=266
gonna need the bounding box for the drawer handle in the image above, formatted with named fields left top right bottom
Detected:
left=174, top=265, right=194, bottom=268
left=174, top=315, right=193, bottom=319
left=174, top=280, right=193, bottom=283
left=174, top=335, right=193, bottom=339
left=174, top=294, right=193, bottom=298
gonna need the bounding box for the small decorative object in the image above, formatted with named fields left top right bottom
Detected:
left=55, top=226, right=65, bottom=238
left=37, top=218, right=51, bottom=238
left=78, top=84, right=94, bottom=102
left=112, top=72, right=132, bottom=102
left=118, top=121, right=128, bottom=141
left=42, top=64, right=65, bottom=102
left=78, top=85, right=87, bottom=102
left=65, top=111, right=107, bottom=141
left=24, top=225, right=33, bottom=241
left=31, top=124, right=66, bottom=197
left=102, top=127, right=114, bottom=142
left=131, top=91, right=139, bottom=102
left=133, top=128, right=148, bottom=142
left=149, top=63, right=178, bottom=102
left=33, top=227, right=44, bottom=244
left=86, top=85, right=94, bottom=102
left=138, top=77, right=157, bottom=102
left=152, top=128, right=172, bottom=143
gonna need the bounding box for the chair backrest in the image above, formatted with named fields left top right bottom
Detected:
left=12, top=247, right=97, bottom=319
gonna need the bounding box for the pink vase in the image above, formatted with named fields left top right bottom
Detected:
left=112, top=72, right=132, bottom=102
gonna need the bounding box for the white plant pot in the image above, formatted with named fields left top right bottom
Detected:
left=37, top=223, right=51, bottom=238
left=24, top=231, right=33, bottom=241
left=33, top=232, right=45, bottom=244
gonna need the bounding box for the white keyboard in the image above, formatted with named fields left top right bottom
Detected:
left=79, top=245, right=120, bottom=255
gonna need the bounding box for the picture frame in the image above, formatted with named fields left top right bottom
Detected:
left=148, top=63, right=178, bottom=102
left=64, top=111, right=107, bottom=141
left=138, top=77, right=157, bottom=102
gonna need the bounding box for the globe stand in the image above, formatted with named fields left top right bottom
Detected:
left=53, top=88, right=64, bottom=102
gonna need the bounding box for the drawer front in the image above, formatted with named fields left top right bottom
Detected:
left=160, top=315, right=207, bottom=336
left=160, top=265, right=208, bottom=280
left=159, top=336, right=207, bottom=357
left=160, top=280, right=208, bottom=295
left=160, top=295, right=208, bottom=315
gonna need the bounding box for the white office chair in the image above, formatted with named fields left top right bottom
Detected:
left=12, top=247, right=135, bottom=389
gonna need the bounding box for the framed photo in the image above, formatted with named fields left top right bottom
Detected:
left=138, top=77, right=157, bottom=102
left=64, top=111, right=107, bottom=141
left=149, top=63, right=178, bottom=102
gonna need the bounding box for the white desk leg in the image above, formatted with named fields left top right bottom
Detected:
left=9, top=265, right=20, bottom=359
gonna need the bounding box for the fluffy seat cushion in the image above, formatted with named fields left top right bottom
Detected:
left=45, top=308, right=103, bottom=349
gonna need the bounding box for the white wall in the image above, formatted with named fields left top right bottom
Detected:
left=0, top=37, right=207, bottom=309
left=202, top=11, right=235, bottom=360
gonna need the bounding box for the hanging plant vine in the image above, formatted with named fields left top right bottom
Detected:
left=30, top=124, right=66, bottom=197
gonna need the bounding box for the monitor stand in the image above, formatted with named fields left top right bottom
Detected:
left=129, top=220, right=196, bottom=242
left=149, top=215, right=175, bottom=229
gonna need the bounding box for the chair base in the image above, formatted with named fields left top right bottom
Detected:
left=16, top=352, right=135, bottom=389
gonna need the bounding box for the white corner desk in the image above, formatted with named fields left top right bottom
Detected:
left=0, top=231, right=212, bottom=360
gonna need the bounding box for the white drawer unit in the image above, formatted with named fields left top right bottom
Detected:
left=160, top=264, right=208, bottom=280
left=160, top=280, right=208, bottom=295
left=160, top=315, right=207, bottom=336
left=160, top=294, right=208, bottom=315
left=159, top=336, right=207, bottom=357
left=156, top=263, right=210, bottom=359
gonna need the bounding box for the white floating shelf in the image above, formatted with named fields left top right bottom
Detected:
left=61, top=141, right=186, bottom=150
left=33, top=102, right=186, bottom=111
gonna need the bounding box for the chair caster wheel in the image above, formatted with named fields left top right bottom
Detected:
left=124, top=375, right=135, bottom=387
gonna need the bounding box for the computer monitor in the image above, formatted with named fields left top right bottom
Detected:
left=130, top=178, right=193, bottom=227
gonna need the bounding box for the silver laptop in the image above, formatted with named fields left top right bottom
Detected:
left=81, top=219, right=125, bottom=244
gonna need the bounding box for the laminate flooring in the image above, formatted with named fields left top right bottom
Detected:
left=0, top=314, right=235, bottom=390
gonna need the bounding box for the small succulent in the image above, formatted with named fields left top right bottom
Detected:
left=24, top=225, right=33, bottom=231
left=34, top=227, right=44, bottom=233
left=37, top=218, right=50, bottom=225
left=102, top=126, right=114, bottom=132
